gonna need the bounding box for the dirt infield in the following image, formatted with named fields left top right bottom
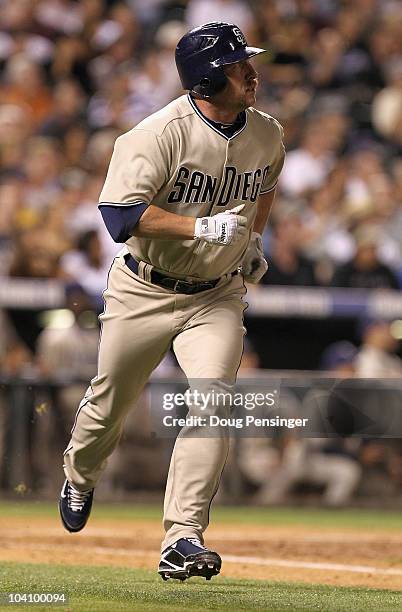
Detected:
left=1, top=515, right=401, bottom=590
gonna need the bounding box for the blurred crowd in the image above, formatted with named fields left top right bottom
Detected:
left=0, top=1, right=402, bottom=501
left=1, top=325, right=400, bottom=503
left=1, top=0, right=402, bottom=283
left=236, top=336, right=401, bottom=507
left=0, top=0, right=402, bottom=357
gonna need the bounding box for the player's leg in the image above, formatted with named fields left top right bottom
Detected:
left=162, top=275, right=246, bottom=550
left=63, top=256, right=174, bottom=492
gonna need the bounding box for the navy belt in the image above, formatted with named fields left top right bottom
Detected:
left=124, top=254, right=237, bottom=294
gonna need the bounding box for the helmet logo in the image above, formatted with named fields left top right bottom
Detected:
left=232, top=27, right=246, bottom=45
left=198, top=35, right=219, bottom=51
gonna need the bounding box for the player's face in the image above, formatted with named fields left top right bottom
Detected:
left=223, top=59, right=258, bottom=110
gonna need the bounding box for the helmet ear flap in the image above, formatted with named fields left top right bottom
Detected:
left=192, top=77, right=212, bottom=98
left=192, top=67, right=227, bottom=98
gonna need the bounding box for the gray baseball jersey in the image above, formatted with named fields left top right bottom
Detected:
left=99, top=94, right=285, bottom=279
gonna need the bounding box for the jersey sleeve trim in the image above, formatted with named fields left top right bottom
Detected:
left=99, top=200, right=146, bottom=207
left=99, top=201, right=148, bottom=243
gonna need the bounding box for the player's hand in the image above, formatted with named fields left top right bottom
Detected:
left=241, top=231, right=268, bottom=283
left=194, top=204, right=247, bottom=246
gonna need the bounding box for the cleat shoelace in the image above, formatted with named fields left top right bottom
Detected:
left=68, top=484, right=92, bottom=512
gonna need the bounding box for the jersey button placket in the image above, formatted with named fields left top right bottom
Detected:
left=226, top=138, right=233, bottom=166
left=211, top=139, right=231, bottom=215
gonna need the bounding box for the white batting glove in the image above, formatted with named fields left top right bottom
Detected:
left=194, top=204, right=247, bottom=246
left=241, top=231, right=268, bottom=283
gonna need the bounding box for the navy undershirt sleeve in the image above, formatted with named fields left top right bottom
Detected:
left=99, top=202, right=148, bottom=243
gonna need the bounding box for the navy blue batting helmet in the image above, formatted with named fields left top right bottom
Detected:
left=175, top=22, right=267, bottom=98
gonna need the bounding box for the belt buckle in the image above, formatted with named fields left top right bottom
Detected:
left=197, top=281, right=213, bottom=292
left=164, top=277, right=214, bottom=294
left=167, top=278, right=192, bottom=293
left=175, top=278, right=203, bottom=294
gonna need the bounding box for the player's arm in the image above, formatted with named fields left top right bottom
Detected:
left=99, top=202, right=196, bottom=241
left=101, top=201, right=246, bottom=245
left=241, top=188, right=277, bottom=284
left=132, top=203, right=246, bottom=245
left=242, top=122, right=285, bottom=284
left=253, top=188, right=277, bottom=235
left=131, top=205, right=195, bottom=239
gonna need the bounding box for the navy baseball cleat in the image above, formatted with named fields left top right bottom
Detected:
left=158, top=538, right=221, bottom=581
left=59, top=479, right=94, bottom=533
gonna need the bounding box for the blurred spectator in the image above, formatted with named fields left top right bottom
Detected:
left=0, top=104, right=32, bottom=171
left=320, top=340, right=358, bottom=377
left=88, top=7, right=138, bottom=91
left=262, top=205, right=317, bottom=286
left=358, top=439, right=402, bottom=498
left=355, top=320, right=402, bottom=377
left=254, top=437, right=362, bottom=507
left=49, top=36, right=92, bottom=94
left=0, top=310, right=33, bottom=376
left=36, top=284, right=99, bottom=382
left=254, top=343, right=361, bottom=506
left=39, top=79, right=87, bottom=140
left=384, top=160, right=402, bottom=265
left=62, top=172, right=120, bottom=262
left=331, top=224, right=399, bottom=289
left=298, top=171, right=356, bottom=282
left=45, top=169, right=89, bottom=240
left=0, top=176, right=25, bottom=271
left=62, top=123, right=90, bottom=168
left=279, top=121, right=336, bottom=197
left=0, top=53, right=54, bottom=127
left=6, top=227, right=65, bottom=352
left=343, top=148, right=393, bottom=221
left=35, top=0, right=82, bottom=36
left=9, top=228, right=64, bottom=279
left=85, top=128, right=119, bottom=176
left=372, top=57, right=402, bottom=147
left=186, top=0, right=255, bottom=36
left=0, top=308, right=36, bottom=488
left=87, top=71, right=131, bottom=130
left=61, top=229, right=112, bottom=304
left=153, top=20, right=187, bottom=88
left=237, top=387, right=303, bottom=501
left=20, top=137, right=62, bottom=216
left=0, top=0, right=55, bottom=63
left=124, top=45, right=182, bottom=126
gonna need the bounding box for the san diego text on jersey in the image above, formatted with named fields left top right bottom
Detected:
left=167, top=164, right=270, bottom=205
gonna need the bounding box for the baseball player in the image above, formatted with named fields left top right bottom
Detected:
left=59, top=22, right=285, bottom=581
